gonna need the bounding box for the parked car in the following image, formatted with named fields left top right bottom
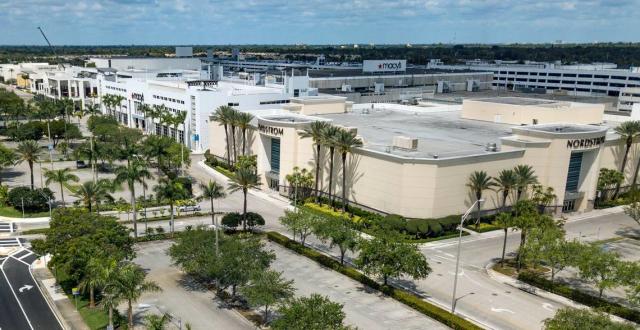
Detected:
left=76, top=160, right=88, bottom=169
left=178, top=205, right=201, bottom=212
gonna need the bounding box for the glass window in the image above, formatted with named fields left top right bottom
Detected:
left=565, top=152, right=583, bottom=192
left=270, top=138, right=280, bottom=173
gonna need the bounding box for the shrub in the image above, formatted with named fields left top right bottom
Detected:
left=7, top=187, right=54, bottom=212
left=6, top=121, right=45, bottom=141
left=518, top=271, right=640, bottom=323
left=406, top=220, right=419, bottom=236
left=246, top=212, right=265, bottom=228
left=429, top=222, right=443, bottom=236
left=303, top=203, right=363, bottom=224
left=221, top=212, right=242, bottom=229
left=378, top=214, right=407, bottom=232
left=266, top=231, right=481, bottom=330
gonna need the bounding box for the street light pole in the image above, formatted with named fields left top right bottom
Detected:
left=451, top=199, right=483, bottom=314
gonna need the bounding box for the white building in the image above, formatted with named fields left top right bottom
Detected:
left=88, top=57, right=201, bottom=71
left=96, top=69, right=304, bottom=152
left=428, top=60, right=640, bottom=103
left=618, top=87, right=640, bottom=112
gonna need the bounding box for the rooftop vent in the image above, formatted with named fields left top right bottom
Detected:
left=393, top=136, right=418, bottom=151
left=485, top=143, right=498, bottom=152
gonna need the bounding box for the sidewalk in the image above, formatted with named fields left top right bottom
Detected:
left=197, top=160, right=294, bottom=211
left=32, top=258, right=88, bottom=330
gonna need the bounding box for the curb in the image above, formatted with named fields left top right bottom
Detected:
left=484, top=261, right=633, bottom=325
left=31, top=264, right=71, bottom=330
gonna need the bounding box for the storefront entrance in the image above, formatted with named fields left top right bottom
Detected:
left=562, top=152, right=583, bottom=213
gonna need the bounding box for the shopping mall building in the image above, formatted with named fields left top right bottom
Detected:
left=207, top=96, right=638, bottom=218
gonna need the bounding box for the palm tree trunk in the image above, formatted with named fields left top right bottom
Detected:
left=475, top=192, right=482, bottom=230
left=211, top=197, right=219, bottom=256
left=242, top=128, right=247, bottom=155
left=170, top=203, right=175, bottom=236
left=230, top=126, right=237, bottom=164
left=223, top=125, right=231, bottom=166
left=60, top=182, right=65, bottom=206
left=128, top=300, right=133, bottom=329
left=501, top=228, right=508, bottom=267
left=614, top=144, right=631, bottom=198
left=242, top=189, right=247, bottom=231
left=89, top=287, right=95, bottom=308
left=314, top=143, right=321, bottom=203
left=632, top=158, right=640, bottom=189
left=131, top=185, right=137, bottom=239
left=342, top=152, right=347, bottom=212
left=108, top=307, right=113, bottom=329
left=328, top=147, right=335, bottom=207
left=29, top=161, right=34, bottom=189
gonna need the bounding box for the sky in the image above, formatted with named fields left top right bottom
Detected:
left=0, top=0, right=639, bottom=45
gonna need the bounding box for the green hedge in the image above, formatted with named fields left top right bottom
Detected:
left=518, top=271, right=640, bottom=323
left=266, top=231, right=482, bottom=330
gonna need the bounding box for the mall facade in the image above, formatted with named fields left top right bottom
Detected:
left=208, top=96, right=635, bottom=218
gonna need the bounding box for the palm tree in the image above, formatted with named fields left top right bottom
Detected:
left=112, top=95, right=126, bottom=123
left=151, top=104, right=168, bottom=135
left=228, top=108, right=240, bottom=163
left=101, top=94, right=114, bottom=117
left=79, top=257, right=109, bottom=309
left=323, top=125, right=341, bottom=206
left=138, top=103, right=152, bottom=134
left=494, top=212, right=513, bottom=267
left=299, top=121, right=331, bottom=203
left=466, top=170, right=495, bottom=229
left=154, top=177, right=189, bottom=235
left=142, top=135, right=172, bottom=173
left=112, top=262, right=161, bottom=329
left=171, top=111, right=187, bottom=143
left=145, top=313, right=170, bottom=330
left=493, top=169, right=518, bottom=210
left=16, top=140, right=40, bottom=189
left=198, top=180, right=226, bottom=255
left=43, top=168, right=79, bottom=206
left=115, top=160, right=152, bottom=239
left=228, top=166, right=260, bottom=231
left=334, top=129, right=363, bottom=212
left=96, top=258, right=121, bottom=329
left=614, top=121, right=640, bottom=197
left=514, top=164, right=538, bottom=200
left=236, top=111, right=254, bottom=156
left=69, top=180, right=114, bottom=213
left=211, top=106, right=233, bottom=166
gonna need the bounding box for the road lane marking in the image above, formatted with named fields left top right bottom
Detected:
left=18, top=285, right=33, bottom=293
left=1, top=262, right=34, bottom=330
left=490, top=307, right=515, bottom=314
left=542, top=303, right=555, bottom=311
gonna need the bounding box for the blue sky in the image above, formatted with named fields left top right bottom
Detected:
left=1, top=0, right=639, bottom=45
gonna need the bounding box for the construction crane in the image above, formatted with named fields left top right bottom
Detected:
left=37, top=26, right=65, bottom=69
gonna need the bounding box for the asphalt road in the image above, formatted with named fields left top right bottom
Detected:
left=0, top=248, right=63, bottom=330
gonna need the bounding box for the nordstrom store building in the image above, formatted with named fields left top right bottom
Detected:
left=208, top=96, right=636, bottom=218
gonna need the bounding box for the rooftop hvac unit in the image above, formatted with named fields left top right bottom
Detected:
left=437, top=81, right=451, bottom=93
left=466, top=80, right=479, bottom=92
left=343, top=126, right=358, bottom=135
left=341, top=84, right=352, bottom=92
left=393, top=136, right=418, bottom=150
left=485, top=143, right=498, bottom=152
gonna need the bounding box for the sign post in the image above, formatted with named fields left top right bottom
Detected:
left=72, top=287, right=80, bottom=309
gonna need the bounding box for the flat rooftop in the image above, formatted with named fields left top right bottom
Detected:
left=317, top=106, right=513, bottom=159
left=306, top=68, right=488, bottom=78
left=475, top=97, right=558, bottom=106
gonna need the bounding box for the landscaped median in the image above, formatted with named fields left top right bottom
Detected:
left=266, top=231, right=482, bottom=330
left=517, top=271, right=640, bottom=324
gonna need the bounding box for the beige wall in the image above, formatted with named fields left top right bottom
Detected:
left=207, top=113, right=640, bottom=218
left=462, top=99, right=604, bottom=125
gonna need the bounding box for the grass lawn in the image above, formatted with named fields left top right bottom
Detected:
left=55, top=270, right=123, bottom=330
left=492, top=259, right=550, bottom=278
left=0, top=205, right=50, bottom=218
